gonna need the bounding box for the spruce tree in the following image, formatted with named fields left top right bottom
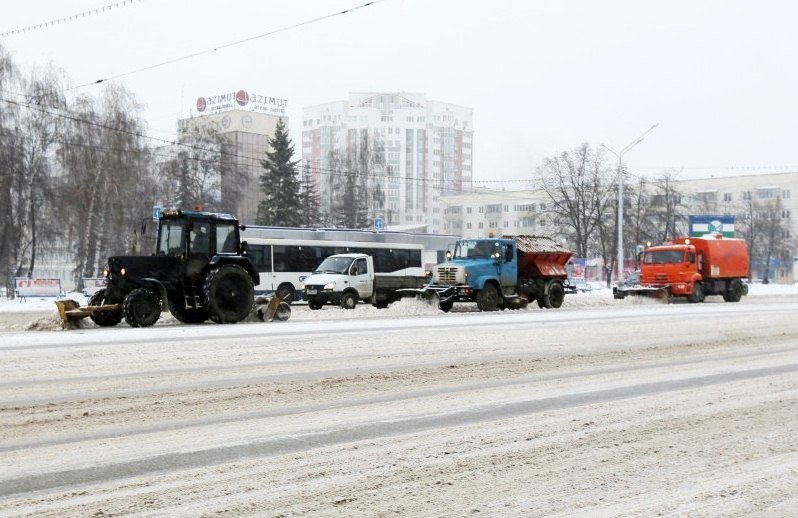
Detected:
left=256, top=119, right=301, bottom=226
left=298, top=166, right=322, bottom=227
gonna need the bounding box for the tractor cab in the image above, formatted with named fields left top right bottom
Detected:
left=84, top=209, right=259, bottom=328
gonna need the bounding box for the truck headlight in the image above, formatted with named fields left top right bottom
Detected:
left=324, top=282, right=335, bottom=290
left=120, top=267, right=126, bottom=276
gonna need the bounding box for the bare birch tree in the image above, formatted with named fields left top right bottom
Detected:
left=535, top=143, right=614, bottom=258
left=0, top=44, right=22, bottom=292
left=16, top=67, right=67, bottom=278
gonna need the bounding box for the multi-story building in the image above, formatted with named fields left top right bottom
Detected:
left=177, top=90, right=288, bottom=223
left=302, top=92, right=473, bottom=233
left=441, top=171, right=798, bottom=282
left=441, top=189, right=560, bottom=240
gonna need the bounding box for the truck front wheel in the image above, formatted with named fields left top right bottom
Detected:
left=476, top=284, right=500, bottom=311
left=340, top=291, right=358, bottom=310
left=688, top=283, right=705, bottom=303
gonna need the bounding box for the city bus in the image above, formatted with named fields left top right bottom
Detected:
left=244, top=238, right=428, bottom=301
left=240, top=226, right=459, bottom=301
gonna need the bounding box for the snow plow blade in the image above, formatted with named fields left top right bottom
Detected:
left=55, top=299, right=121, bottom=324
left=613, top=286, right=669, bottom=301
left=253, top=294, right=291, bottom=322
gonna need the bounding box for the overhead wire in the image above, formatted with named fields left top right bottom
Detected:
left=66, top=0, right=389, bottom=91
left=0, top=0, right=143, bottom=38
left=0, top=93, right=528, bottom=190
left=2, top=94, right=795, bottom=192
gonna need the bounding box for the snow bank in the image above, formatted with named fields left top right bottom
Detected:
left=2, top=282, right=797, bottom=332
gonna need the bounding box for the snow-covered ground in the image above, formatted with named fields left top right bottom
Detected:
left=1, top=293, right=797, bottom=515
left=2, top=281, right=796, bottom=316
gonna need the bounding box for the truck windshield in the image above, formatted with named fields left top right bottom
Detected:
left=314, top=256, right=354, bottom=274
left=158, top=220, right=184, bottom=256
left=644, top=250, right=685, bottom=264
left=453, top=240, right=497, bottom=259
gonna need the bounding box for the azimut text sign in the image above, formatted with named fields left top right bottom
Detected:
left=196, top=89, right=288, bottom=116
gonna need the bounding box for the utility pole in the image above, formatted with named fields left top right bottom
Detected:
left=601, top=123, right=659, bottom=282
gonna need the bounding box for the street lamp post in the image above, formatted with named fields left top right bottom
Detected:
left=601, top=123, right=658, bottom=283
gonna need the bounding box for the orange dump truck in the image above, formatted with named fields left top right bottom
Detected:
left=614, top=234, right=749, bottom=303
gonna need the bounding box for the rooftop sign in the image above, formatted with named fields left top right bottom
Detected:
left=196, top=89, right=288, bottom=116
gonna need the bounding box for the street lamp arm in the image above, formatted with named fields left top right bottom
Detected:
left=607, top=123, right=659, bottom=284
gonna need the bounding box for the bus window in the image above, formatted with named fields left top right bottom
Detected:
left=248, top=244, right=272, bottom=272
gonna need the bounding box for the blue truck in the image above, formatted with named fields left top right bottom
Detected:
left=410, top=235, right=574, bottom=312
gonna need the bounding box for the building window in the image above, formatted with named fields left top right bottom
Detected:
left=467, top=222, right=472, bottom=229
left=467, top=207, right=472, bottom=214
left=695, top=191, right=717, bottom=203
left=479, top=207, right=484, bottom=213
left=504, top=205, right=509, bottom=212
left=723, top=193, right=732, bottom=202
left=757, top=188, right=778, bottom=200
left=783, top=190, right=792, bottom=199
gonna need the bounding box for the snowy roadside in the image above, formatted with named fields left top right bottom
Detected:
left=0, top=283, right=796, bottom=333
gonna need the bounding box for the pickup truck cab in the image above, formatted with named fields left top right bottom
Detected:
left=302, top=253, right=373, bottom=309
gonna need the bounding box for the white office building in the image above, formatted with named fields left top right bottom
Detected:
left=302, top=92, right=473, bottom=233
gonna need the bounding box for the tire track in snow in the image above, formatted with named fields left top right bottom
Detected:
left=3, top=362, right=797, bottom=499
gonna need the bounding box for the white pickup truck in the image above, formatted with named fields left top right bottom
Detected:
left=302, top=253, right=427, bottom=309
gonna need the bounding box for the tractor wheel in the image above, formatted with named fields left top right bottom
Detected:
left=88, top=289, right=122, bottom=327
left=476, top=284, right=500, bottom=311
left=204, top=264, right=254, bottom=324
left=438, top=300, right=454, bottom=313
left=340, top=291, right=358, bottom=310
left=168, top=298, right=209, bottom=324
left=542, top=280, right=565, bottom=309
left=123, top=288, right=161, bottom=328
left=723, top=279, right=743, bottom=303
left=688, top=283, right=705, bottom=303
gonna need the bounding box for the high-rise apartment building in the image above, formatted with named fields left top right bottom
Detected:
left=302, top=92, right=473, bottom=233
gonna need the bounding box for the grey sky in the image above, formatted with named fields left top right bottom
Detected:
left=2, top=0, right=797, bottom=184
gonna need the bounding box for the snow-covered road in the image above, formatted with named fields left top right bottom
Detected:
left=1, top=290, right=797, bottom=516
